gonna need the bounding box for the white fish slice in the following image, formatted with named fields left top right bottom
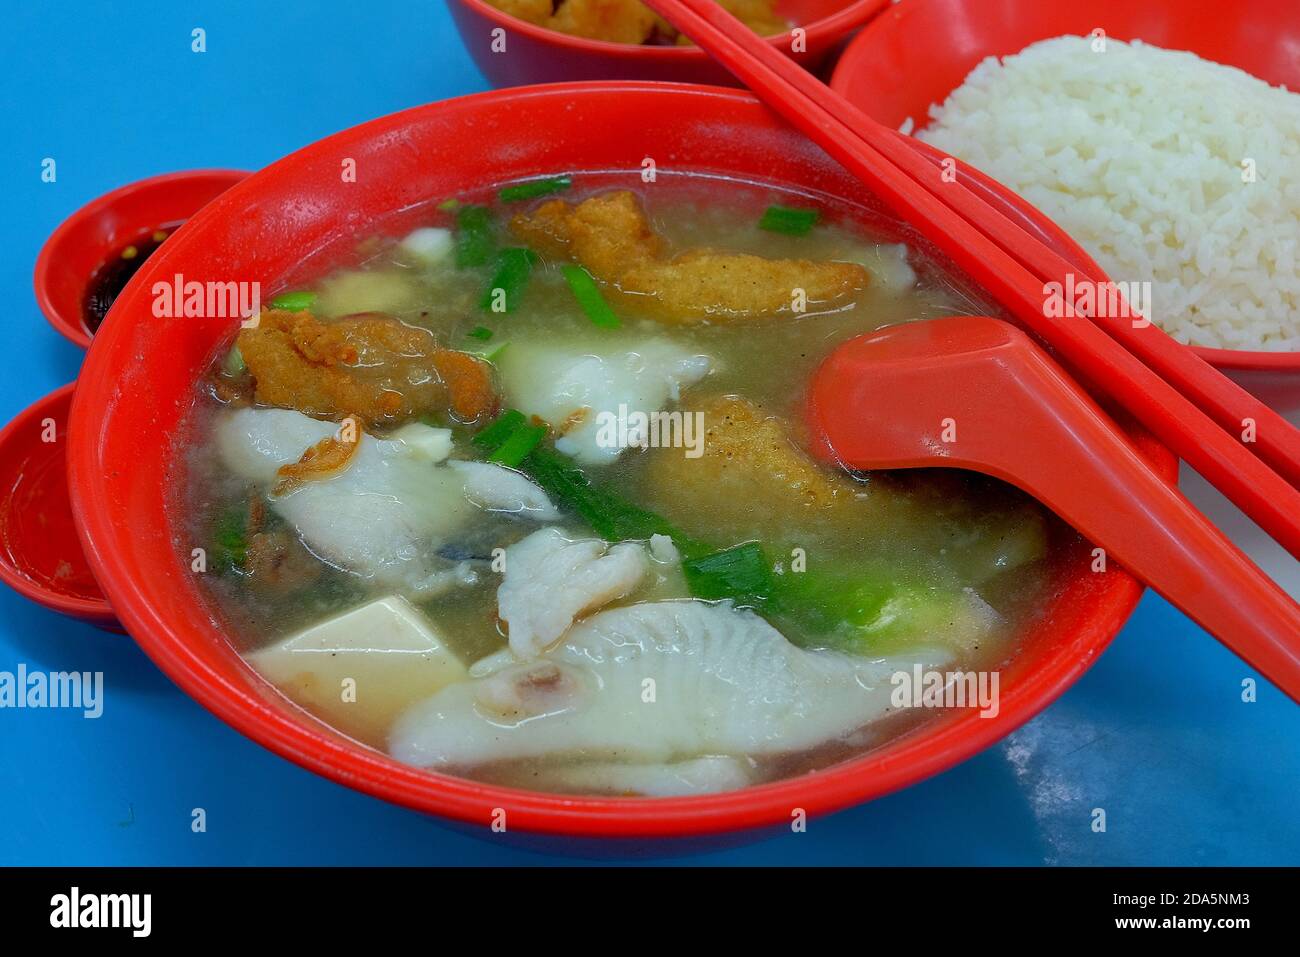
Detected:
left=497, top=339, right=711, bottom=465
left=216, top=408, right=556, bottom=595
left=389, top=600, right=953, bottom=768
left=496, top=527, right=649, bottom=659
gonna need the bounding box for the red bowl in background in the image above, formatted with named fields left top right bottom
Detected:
left=830, top=0, right=1300, bottom=411
left=67, top=82, right=1174, bottom=839
left=34, top=169, right=248, bottom=349
left=0, top=383, right=115, bottom=628
left=449, top=0, right=887, bottom=86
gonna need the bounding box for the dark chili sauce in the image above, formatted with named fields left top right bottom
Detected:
left=82, top=224, right=178, bottom=333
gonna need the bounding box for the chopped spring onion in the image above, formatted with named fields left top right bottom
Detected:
left=561, top=264, right=620, bottom=328
left=472, top=409, right=527, bottom=451
left=528, top=444, right=706, bottom=551
left=268, top=289, right=316, bottom=311
left=466, top=325, right=494, bottom=341
left=480, top=247, right=537, bottom=312
left=455, top=205, right=495, bottom=268
left=211, top=507, right=249, bottom=573
left=466, top=340, right=510, bottom=364
left=474, top=410, right=704, bottom=552
left=437, top=197, right=462, bottom=212
left=498, top=176, right=573, bottom=203
left=682, top=542, right=773, bottom=607
left=758, top=204, right=820, bottom=236
left=488, top=423, right=548, bottom=468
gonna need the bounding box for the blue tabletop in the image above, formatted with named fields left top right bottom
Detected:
left=2, top=0, right=1296, bottom=867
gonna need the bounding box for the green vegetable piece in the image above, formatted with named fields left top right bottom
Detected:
left=561, top=264, right=620, bottom=328
left=473, top=412, right=706, bottom=553
left=268, top=289, right=316, bottom=311
left=211, top=506, right=249, bottom=573
left=480, top=247, right=537, bottom=312
left=770, top=566, right=896, bottom=638
left=524, top=446, right=710, bottom=556
left=437, top=198, right=462, bottom=212
left=473, top=409, right=527, bottom=451
left=758, top=204, right=820, bottom=236
left=498, top=176, right=573, bottom=203
left=467, top=325, right=493, bottom=341
left=489, top=423, right=548, bottom=469
left=682, top=542, right=773, bottom=606
left=770, top=565, right=994, bottom=655
left=466, top=340, right=510, bottom=364
left=221, top=344, right=246, bottom=376
left=455, top=205, right=495, bottom=268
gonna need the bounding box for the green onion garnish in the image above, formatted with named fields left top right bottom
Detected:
left=561, top=264, right=620, bottom=328
left=498, top=176, right=573, bottom=203
left=455, top=205, right=495, bottom=268
left=759, top=204, right=820, bottom=236
left=472, top=409, right=527, bottom=450
left=437, top=198, right=462, bottom=212
left=211, top=506, right=249, bottom=573
left=682, top=542, right=773, bottom=607
left=268, top=290, right=316, bottom=311
left=480, top=247, right=537, bottom=312
left=466, top=340, right=509, bottom=364
left=473, top=410, right=708, bottom=555
left=488, top=423, right=548, bottom=468
left=467, top=326, right=494, bottom=341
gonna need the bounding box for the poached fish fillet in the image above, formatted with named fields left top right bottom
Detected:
left=389, top=600, right=953, bottom=768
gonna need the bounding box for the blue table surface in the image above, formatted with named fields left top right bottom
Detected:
left=1, top=1, right=1296, bottom=867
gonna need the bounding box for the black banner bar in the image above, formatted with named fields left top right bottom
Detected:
left=0, top=866, right=1286, bottom=940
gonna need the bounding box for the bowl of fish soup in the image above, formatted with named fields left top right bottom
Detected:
left=68, top=83, right=1173, bottom=839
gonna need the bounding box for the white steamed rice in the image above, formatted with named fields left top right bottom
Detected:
left=917, top=36, right=1300, bottom=352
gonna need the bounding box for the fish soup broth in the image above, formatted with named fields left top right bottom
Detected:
left=179, top=173, right=1062, bottom=797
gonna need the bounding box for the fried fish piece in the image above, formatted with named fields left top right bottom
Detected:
left=509, top=190, right=868, bottom=322
left=491, top=0, right=554, bottom=24
left=236, top=310, right=497, bottom=428
left=548, top=0, right=659, bottom=43
left=639, top=395, right=869, bottom=544
left=488, top=0, right=784, bottom=44
left=676, top=0, right=788, bottom=42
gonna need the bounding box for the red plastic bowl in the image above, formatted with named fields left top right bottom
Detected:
left=450, top=0, right=887, bottom=86
left=34, top=170, right=248, bottom=349
left=0, top=383, right=115, bottom=627
left=67, top=83, right=1174, bottom=839
left=830, top=0, right=1300, bottom=411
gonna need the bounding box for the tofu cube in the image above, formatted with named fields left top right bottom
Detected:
left=247, top=595, right=468, bottom=748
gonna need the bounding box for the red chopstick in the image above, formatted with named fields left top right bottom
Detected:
left=642, top=0, right=1300, bottom=559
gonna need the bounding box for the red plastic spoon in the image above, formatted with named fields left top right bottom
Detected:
left=807, top=316, right=1300, bottom=702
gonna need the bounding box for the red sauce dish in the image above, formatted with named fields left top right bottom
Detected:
left=830, top=0, right=1300, bottom=411
left=34, top=170, right=248, bottom=349
left=449, top=0, right=888, bottom=86
left=64, top=83, right=1174, bottom=839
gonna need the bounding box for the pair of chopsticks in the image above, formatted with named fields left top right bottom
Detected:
left=641, top=0, right=1300, bottom=560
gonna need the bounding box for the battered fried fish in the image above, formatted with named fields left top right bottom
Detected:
left=236, top=310, right=497, bottom=428
left=639, top=395, right=869, bottom=544
left=549, top=0, right=659, bottom=43
left=510, top=190, right=868, bottom=322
